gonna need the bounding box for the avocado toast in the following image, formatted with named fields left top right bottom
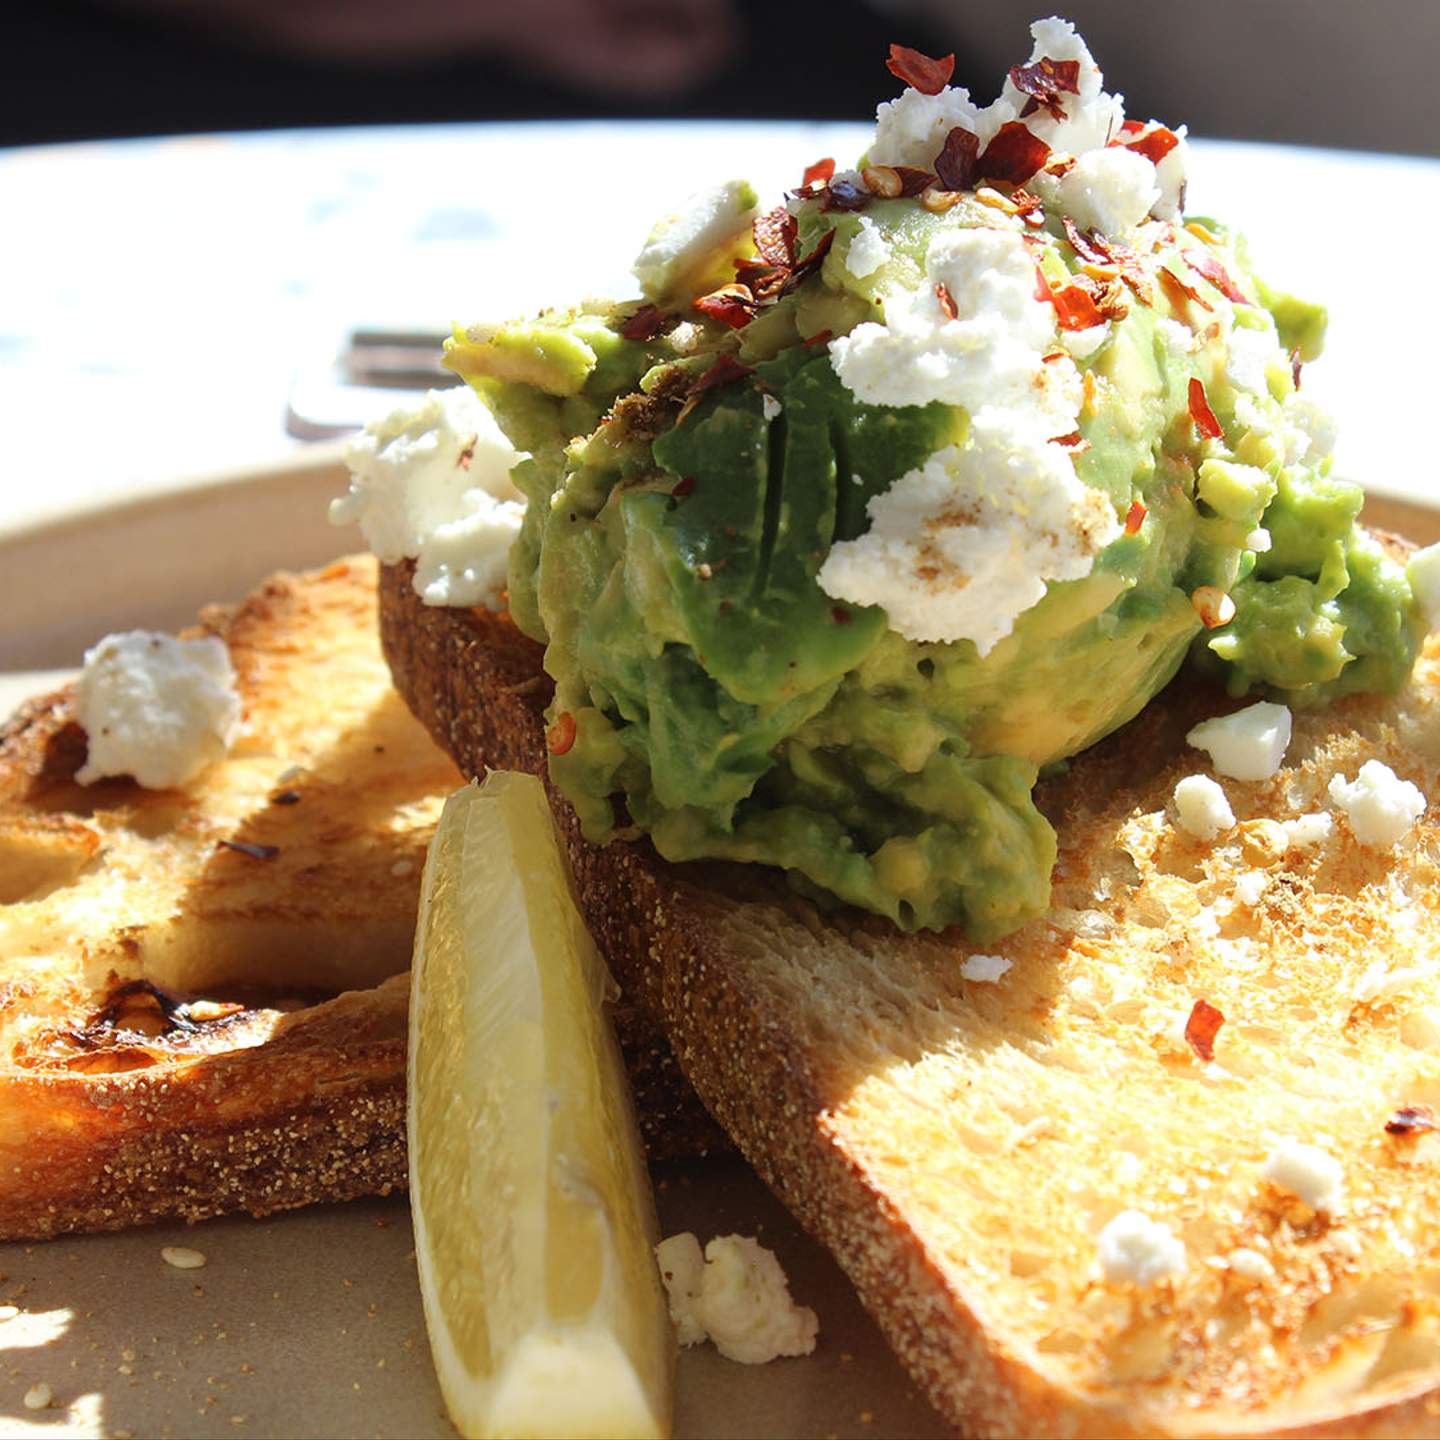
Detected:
left=346, top=17, right=1440, bottom=1436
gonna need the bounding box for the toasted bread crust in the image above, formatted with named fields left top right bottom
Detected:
left=380, top=557, right=1440, bottom=1440
left=0, top=559, right=720, bottom=1242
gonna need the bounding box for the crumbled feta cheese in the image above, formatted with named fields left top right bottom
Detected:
left=655, top=1233, right=818, bottom=1364
left=1246, top=527, right=1272, bottom=553
left=630, top=179, right=758, bottom=301
left=870, top=83, right=986, bottom=172
left=75, top=632, right=241, bottom=790
left=1233, top=870, right=1268, bottom=907
left=1162, top=318, right=1195, bottom=361
left=331, top=386, right=525, bottom=611
left=1173, top=774, right=1235, bottom=840
left=1225, top=1247, right=1275, bottom=1283
left=1263, top=1138, right=1344, bottom=1214
left=1097, top=1210, right=1186, bottom=1286
left=816, top=425, right=1118, bottom=652
left=1056, top=147, right=1159, bottom=237
left=1284, top=811, right=1333, bottom=848
left=844, top=217, right=889, bottom=279
left=1282, top=392, right=1338, bottom=465
left=1061, top=322, right=1110, bottom=360
left=1328, top=760, right=1426, bottom=848
left=1150, top=128, right=1189, bottom=221
left=1225, top=321, right=1283, bottom=397
left=829, top=226, right=1063, bottom=417
left=761, top=393, right=783, bottom=422
left=960, top=953, right=1012, bottom=983
left=1407, top=542, right=1440, bottom=630
left=1186, top=702, right=1292, bottom=781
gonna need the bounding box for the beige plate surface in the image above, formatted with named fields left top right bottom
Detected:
left=0, top=451, right=947, bottom=1440
left=2, top=458, right=1437, bottom=1440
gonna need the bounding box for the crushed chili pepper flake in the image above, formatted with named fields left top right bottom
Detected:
left=892, top=166, right=935, bottom=197
left=830, top=605, right=854, bottom=625
left=1184, top=998, right=1225, bottom=1062
left=1033, top=264, right=1054, bottom=305
left=1041, top=347, right=1067, bottom=363
left=1158, top=265, right=1213, bottom=315
left=1063, top=218, right=1153, bottom=304
left=694, top=284, right=757, bottom=329
left=670, top=476, right=697, bottom=498
left=920, top=184, right=963, bottom=213
left=1009, top=56, right=1081, bottom=121
left=934, top=282, right=959, bottom=321
left=802, top=156, right=836, bottom=188
left=782, top=228, right=836, bottom=295
left=1188, top=376, right=1223, bottom=440
left=753, top=207, right=798, bottom=268
left=675, top=353, right=756, bottom=426
left=218, top=839, right=280, bottom=861
left=886, top=43, right=955, bottom=96
left=1049, top=430, right=1089, bottom=453
left=619, top=304, right=674, bottom=342
left=1044, top=153, right=1078, bottom=178
left=1385, top=1104, right=1437, bottom=1137
left=1121, top=126, right=1181, bottom=166
left=934, top=126, right=980, bottom=192
left=1049, top=283, right=1105, bottom=331
left=1119, top=118, right=1146, bottom=136
left=978, top=121, right=1051, bottom=186
left=1190, top=584, right=1236, bottom=628
left=1290, top=348, right=1303, bottom=390
left=1185, top=250, right=1249, bottom=304
left=1124, top=499, right=1147, bottom=534
left=546, top=712, right=577, bottom=756
left=802, top=328, right=834, bottom=347
left=861, top=164, right=903, bottom=199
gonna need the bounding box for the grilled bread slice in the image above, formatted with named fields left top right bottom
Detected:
left=0, top=557, right=717, bottom=1242
left=381, top=555, right=1440, bottom=1439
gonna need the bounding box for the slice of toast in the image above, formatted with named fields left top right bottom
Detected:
left=381, top=556, right=1440, bottom=1438
left=0, top=556, right=717, bottom=1242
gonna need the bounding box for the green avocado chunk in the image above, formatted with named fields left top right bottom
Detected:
left=460, top=188, right=1421, bottom=939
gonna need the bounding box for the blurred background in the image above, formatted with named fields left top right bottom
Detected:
left=7, top=0, right=1440, bottom=152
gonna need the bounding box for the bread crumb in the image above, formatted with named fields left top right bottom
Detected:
left=1224, top=1247, right=1275, bottom=1283
left=960, top=953, right=1012, bottom=983
left=162, top=1246, right=207, bottom=1270
left=23, top=1382, right=52, bottom=1410
left=1263, top=1137, right=1344, bottom=1214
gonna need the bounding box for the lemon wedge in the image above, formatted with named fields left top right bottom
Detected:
left=408, top=772, right=673, bottom=1439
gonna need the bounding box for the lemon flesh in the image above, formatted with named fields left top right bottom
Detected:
left=408, top=772, right=673, bottom=1439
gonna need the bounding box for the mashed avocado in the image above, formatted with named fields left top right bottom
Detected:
left=441, top=21, right=1423, bottom=939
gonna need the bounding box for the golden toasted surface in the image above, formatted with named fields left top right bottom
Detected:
left=0, top=558, right=458, bottom=1239
left=381, top=556, right=1440, bottom=1439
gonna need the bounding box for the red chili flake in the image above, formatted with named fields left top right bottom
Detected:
left=830, top=605, right=853, bottom=625
left=977, top=121, right=1051, bottom=185
left=1062, top=215, right=1111, bottom=268
left=675, top=353, right=756, bottom=426
left=934, top=126, right=980, bottom=192
left=781, top=228, right=836, bottom=295
left=1188, top=377, right=1223, bottom=440
left=802, top=156, right=836, bottom=188
left=694, top=284, right=757, bottom=330
left=885, top=43, right=955, bottom=96
left=1062, top=217, right=1153, bottom=304
left=1385, top=1105, right=1437, bottom=1137
left=218, top=839, right=280, bottom=861
left=1124, top=499, right=1147, bottom=534
left=1290, top=348, right=1303, bottom=390
left=1009, top=187, right=1043, bottom=215
left=1049, top=430, right=1090, bottom=453
left=1049, top=283, right=1105, bottom=331
left=670, top=476, right=696, bottom=497
left=1119, top=118, right=1146, bottom=136
left=802, top=329, right=834, bottom=347
left=1009, top=56, right=1081, bottom=121
left=620, top=304, right=674, bottom=342
left=1123, top=125, right=1181, bottom=166
left=1041, top=347, right=1067, bottom=363
left=455, top=442, right=475, bottom=471
left=1033, top=264, right=1053, bottom=305
left=546, top=712, right=577, bottom=756
left=1185, top=250, right=1249, bottom=305
left=753, top=207, right=798, bottom=268
left=935, top=282, right=959, bottom=320
left=1158, top=265, right=1212, bottom=314
left=1184, top=998, right=1225, bottom=1062
left=1044, top=153, right=1078, bottom=178
left=733, top=257, right=788, bottom=302
left=821, top=177, right=871, bottom=213
left=892, top=165, right=936, bottom=197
